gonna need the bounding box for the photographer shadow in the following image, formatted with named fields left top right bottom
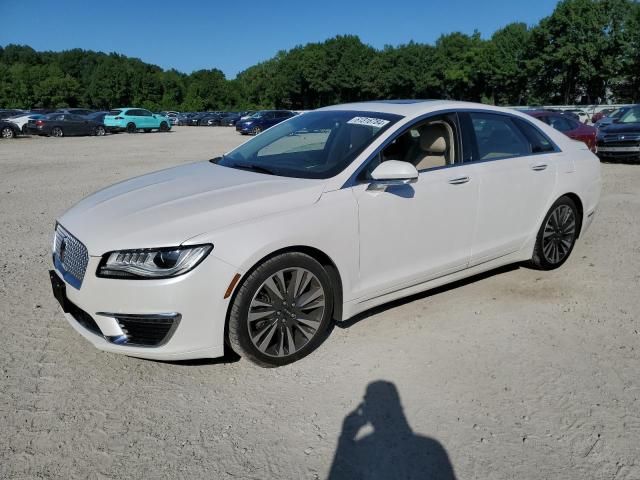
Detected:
left=328, top=381, right=456, bottom=480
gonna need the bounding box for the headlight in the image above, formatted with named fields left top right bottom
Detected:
left=97, top=244, right=212, bottom=279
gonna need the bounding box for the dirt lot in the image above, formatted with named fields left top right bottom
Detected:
left=1, top=127, right=639, bottom=479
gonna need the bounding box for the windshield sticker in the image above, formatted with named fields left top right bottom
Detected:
left=347, top=116, right=390, bottom=128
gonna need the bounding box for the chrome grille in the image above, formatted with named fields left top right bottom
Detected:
left=602, top=134, right=640, bottom=143
left=53, top=224, right=89, bottom=286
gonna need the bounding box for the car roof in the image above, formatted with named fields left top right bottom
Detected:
left=318, top=100, right=523, bottom=117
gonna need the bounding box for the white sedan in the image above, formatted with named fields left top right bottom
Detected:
left=49, top=100, right=601, bottom=367
left=7, top=113, right=44, bottom=132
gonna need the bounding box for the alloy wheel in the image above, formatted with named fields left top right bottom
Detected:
left=95, top=126, right=105, bottom=136
left=247, top=267, right=326, bottom=358
left=1, top=127, right=14, bottom=139
left=52, top=127, right=63, bottom=137
left=542, top=204, right=576, bottom=264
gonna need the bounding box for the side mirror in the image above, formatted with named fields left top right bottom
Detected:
left=368, top=160, right=418, bottom=190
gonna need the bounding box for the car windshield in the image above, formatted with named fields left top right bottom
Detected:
left=218, top=110, right=402, bottom=179
left=611, top=108, right=628, bottom=119
left=618, top=107, right=640, bottom=124
left=250, top=112, right=266, bottom=118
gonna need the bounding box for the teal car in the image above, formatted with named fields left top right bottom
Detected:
left=103, top=108, right=171, bottom=133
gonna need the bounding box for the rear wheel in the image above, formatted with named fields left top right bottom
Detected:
left=51, top=127, right=64, bottom=138
left=1, top=126, right=15, bottom=139
left=94, top=125, right=106, bottom=136
left=159, top=121, right=169, bottom=132
left=126, top=122, right=137, bottom=133
left=227, top=253, right=334, bottom=367
left=530, top=196, right=580, bottom=270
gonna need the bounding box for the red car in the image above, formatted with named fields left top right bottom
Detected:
left=525, top=110, right=597, bottom=152
left=591, top=108, right=614, bottom=124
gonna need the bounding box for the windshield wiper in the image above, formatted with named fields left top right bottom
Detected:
left=230, top=162, right=277, bottom=176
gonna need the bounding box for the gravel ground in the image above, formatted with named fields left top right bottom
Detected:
left=1, top=127, right=639, bottom=479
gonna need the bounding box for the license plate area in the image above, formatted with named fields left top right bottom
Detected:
left=49, top=270, right=70, bottom=313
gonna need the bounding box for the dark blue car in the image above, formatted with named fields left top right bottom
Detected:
left=235, top=110, right=296, bottom=135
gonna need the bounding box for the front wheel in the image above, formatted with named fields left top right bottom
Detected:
left=1, top=126, right=15, bottom=139
left=251, top=126, right=262, bottom=135
left=159, top=121, right=169, bottom=132
left=227, top=253, right=334, bottom=367
left=94, top=125, right=106, bottom=136
left=530, top=196, right=580, bottom=270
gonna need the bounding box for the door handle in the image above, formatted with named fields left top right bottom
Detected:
left=448, top=176, right=470, bottom=185
left=531, top=163, right=548, bottom=171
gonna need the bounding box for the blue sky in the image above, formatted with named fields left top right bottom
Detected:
left=1, top=0, right=560, bottom=78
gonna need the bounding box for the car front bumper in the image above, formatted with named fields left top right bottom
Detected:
left=596, top=144, right=640, bottom=158
left=50, top=253, right=238, bottom=360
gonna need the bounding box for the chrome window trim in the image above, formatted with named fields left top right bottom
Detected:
left=341, top=108, right=562, bottom=188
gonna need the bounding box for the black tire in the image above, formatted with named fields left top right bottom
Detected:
left=1, top=126, right=15, bottom=139
left=51, top=127, right=64, bottom=138
left=530, top=196, right=580, bottom=270
left=251, top=126, right=262, bottom=135
left=126, top=122, right=137, bottom=133
left=159, top=121, right=169, bottom=132
left=227, top=252, right=334, bottom=367
left=94, top=125, right=106, bottom=136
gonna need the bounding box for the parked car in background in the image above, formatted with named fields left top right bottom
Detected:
left=238, top=111, right=256, bottom=122
left=0, top=109, right=26, bottom=119
left=236, top=110, right=296, bottom=135
left=525, top=110, right=597, bottom=151
left=220, top=112, right=242, bottom=126
left=200, top=112, right=225, bottom=126
left=49, top=100, right=600, bottom=366
left=594, top=106, right=633, bottom=129
left=596, top=105, right=640, bottom=161
left=1, top=119, right=22, bottom=139
left=55, top=108, right=95, bottom=117
left=25, top=113, right=106, bottom=137
left=6, top=113, right=44, bottom=132
left=186, top=113, right=208, bottom=126
left=592, top=108, right=615, bottom=124
left=85, top=111, right=110, bottom=125
left=103, top=108, right=171, bottom=133
left=564, top=109, right=591, bottom=124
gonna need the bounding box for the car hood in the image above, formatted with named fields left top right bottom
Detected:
left=58, top=161, right=325, bottom=255
left=599, top=122, right=640, bottom=134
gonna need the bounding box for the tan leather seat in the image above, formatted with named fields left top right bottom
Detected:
left=414, top=124, right=449, bottom=170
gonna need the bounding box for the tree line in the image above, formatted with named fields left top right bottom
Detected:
left=1, top=0, right=639, bottom=111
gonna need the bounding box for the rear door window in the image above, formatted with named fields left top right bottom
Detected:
left=469, top=113, right=531, bottom=161
left=109, top=110, right=122, bottom=116
left=514, top=118, right=555, bottom=153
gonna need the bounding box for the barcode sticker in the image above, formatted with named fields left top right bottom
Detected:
left=347, top=116, right=390, bottom=128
